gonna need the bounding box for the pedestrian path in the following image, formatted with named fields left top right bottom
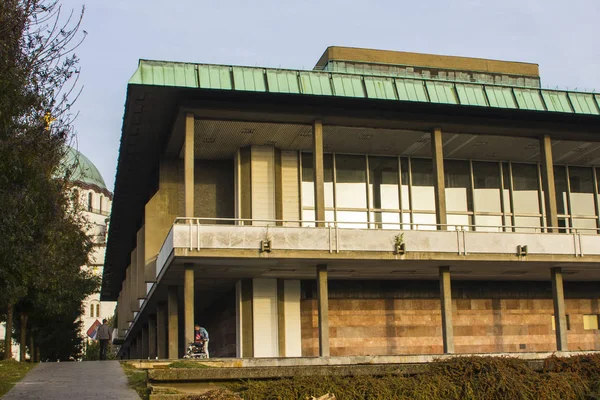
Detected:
left=2, top=360, right=139, bottom=400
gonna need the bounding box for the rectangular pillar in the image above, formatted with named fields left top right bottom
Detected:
left=167, top=285, right=179, bottom=359
left=156, top=303, right=167, bottom=359
left=136, top=334, right=142, bottom=359
left=313, top=120, right=325, bottom=227
left=277, top=279, right=286, bottom=357
left=185, top=112, right=195, bottom=218
left=317, top=264, right=329, bottom=357
left=439, top=266, right=454, bottom=353
left=431, top=128, right=447, bottom=230
left=141, top=324, right=149, bottom=359
left=551, top=267, right=568, bottom=351
left=184, top=264, right=195, bottom=346
left=241, top=279, right=254, bottom=357
left=540, top=135, right=559, bottom=232
left=148, top=315, right=157, bottom=359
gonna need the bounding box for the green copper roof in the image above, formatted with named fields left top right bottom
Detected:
left=129, top=60, right=600, bottom=116
left=63, top=147, right=107, bottom=190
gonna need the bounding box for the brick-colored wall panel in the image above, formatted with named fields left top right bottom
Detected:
left=301, top=296, right=600, bottom=356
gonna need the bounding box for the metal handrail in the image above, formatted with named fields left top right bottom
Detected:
left=172, top=217, right=600, bottom=235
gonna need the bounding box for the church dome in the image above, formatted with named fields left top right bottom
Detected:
left=63, top=147, right=108, bottom=191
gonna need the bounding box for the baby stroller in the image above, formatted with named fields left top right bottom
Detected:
left=184, top=339, right=209, bottom=359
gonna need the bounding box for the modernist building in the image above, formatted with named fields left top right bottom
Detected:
left=103, top=47, right=600, bottom=359
left=64, top=148, right=116, bottom=340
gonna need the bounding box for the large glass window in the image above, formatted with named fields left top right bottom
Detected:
left=569, top=167, right=597, bottom=232
left=369, top=156, right=400, bottom=229
left=511, top=163, right=542, bottom=232
left=445, top=160, right=472, bottom=230
left=473, top=161, right=503, bottom=231
left=298, top=151, right=600, bottom=234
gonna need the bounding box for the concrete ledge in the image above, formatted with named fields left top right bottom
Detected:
left=134, top=350, right=600, bottom=371
left=149, top=363, right=428, bottom=382
left=146, top=351, right=600, bottom=382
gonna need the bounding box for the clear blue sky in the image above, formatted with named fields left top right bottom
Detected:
left=60, top=0, right=600, bottom=191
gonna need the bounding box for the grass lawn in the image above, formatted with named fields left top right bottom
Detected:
left=0, top=360, right=36, bottom=397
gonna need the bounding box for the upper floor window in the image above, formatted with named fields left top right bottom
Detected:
left=87, top=192, right=93, bottom=212
left=99, top=195, right=103, bottom=213
left=299, top=151, right=600, bottom=233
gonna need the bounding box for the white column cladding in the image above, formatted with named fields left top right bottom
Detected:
left=251, top=146, right=276, bottom=225
left=281, top=151, right=300, bottom=225
left=283, top=280, right=302, bottom=357
left=235, top=280, right=242, bottom=358
left=234, top=150, right=241, bottom=223
left=252, top=278, right=279, bottom=357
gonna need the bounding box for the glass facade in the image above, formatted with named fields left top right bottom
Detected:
left=300, top=152, right=600, bottom=233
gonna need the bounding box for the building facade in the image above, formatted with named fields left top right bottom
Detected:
left=103, top=47, right=600, bottom=359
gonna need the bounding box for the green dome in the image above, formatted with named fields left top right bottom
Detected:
left=63, top=147, right=107, bottom=190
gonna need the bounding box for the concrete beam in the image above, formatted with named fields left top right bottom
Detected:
left=167, top=286, right=179, bottom=359
left=439, top=266, right=454, bottom=353
left=313, top=120, right=325, bottom=227
left=317, top=264, right=330, bottom=357
left=431, top=128, right=447, bottom=230
left=148, top=315, right=157, bottom=360
left=184, top=263, right=195, bottom=346
left=551, top=267, right=568, bottom=351
left=185, top=112, right=195, bottom=218
left=540, top=135, right=559, bottom=232
left=156, top=303, right=167, bottom=359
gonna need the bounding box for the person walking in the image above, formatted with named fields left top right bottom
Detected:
left=97, top=319, right=112, bottom=360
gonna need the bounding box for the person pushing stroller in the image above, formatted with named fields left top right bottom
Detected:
left=185, top=324, right=209, bottom=359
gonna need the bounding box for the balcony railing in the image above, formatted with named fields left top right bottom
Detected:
left=154, top=217, right=600, bottom=280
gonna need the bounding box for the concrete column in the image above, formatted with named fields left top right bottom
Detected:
left=540, top=135, right=559, bottom=232
left=241, top=279, right=254, bottom=357
left=185, top=112, right=195, bottom=218
left=156, top=303, right=167, bottom=359
left=551, top=267, right=568, bottom=351
left=277, top=279, right=286, bottom=357
left=317, top=264, right=330, bottom=357
left=136, top=334, right=142, bottom=359
left=141, top=324, right=149, bottom=359
left=313, top=120, right=325, bottom=227
left=148, top=315, right=157, bottom=359
left=167, top=285, right=179, bottom=359
left=431, top=128, right=447, bottom=230
left=439, top=266, right=455, bottom=353
left=184, top=263, right=195, bottom=346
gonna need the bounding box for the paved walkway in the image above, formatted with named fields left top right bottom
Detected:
left=2, top=361, right=139, bottom=400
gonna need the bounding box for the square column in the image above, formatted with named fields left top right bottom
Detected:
left=551, top=267, right=568, bottom=351
left=185, top=112, right=195, bottom=218
left=540, top=135, right=559, bottom=231
left=184, top=263, right=195, bottom=346
left=431, top=128, right=447, bottom=230
left=317, top=264, right=330, bottom=357
left=156, top=303, right=167, bottom=359
left=240, top=279, right=254, bottom=357
left=313, top=120, right=325, bottom=227
left=167, top=285, right=179, bottom=359
left=439, top=266, right=454, bottom=353
left=141, top=323, right=149, bottom=359
left=148, top=315, right=157, bottom=359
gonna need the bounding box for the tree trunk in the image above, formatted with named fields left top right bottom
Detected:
left=19, top=312, right=28, bottom=361
left=4, top=304, right=13, bottom=360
